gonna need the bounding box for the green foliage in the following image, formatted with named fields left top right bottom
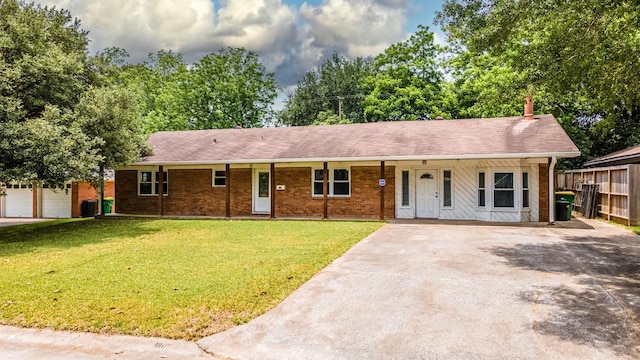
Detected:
left=281, top=27, right=447, bottom=125
left=280, top=53, right=373, bottom=126
left=189, top=48, right=277, bottom=129
left=588, top=105, right=640, bottom=158
left=120, top=48, right=277, bottom=132
left=0, top=1, right=147, bottom=185
left=75, top=85, right=149, bottom=169
left=438, top=0, right=640, bottom=110
left=311, top=110, right=353, bottom=126
left=436, top=1, right=640, bottom=167
left=118, top=51, right=191, bottom=133
left=0, top=0, right=97, bottom=185
left=440, top=52, right=524, bottom=119
left=363, top=25, right=444, bottom=121
left=0, top=219, right=382, bottom=340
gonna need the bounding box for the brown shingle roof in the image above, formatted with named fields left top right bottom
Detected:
left=583, top=144, right=640, bottom=167
left=136, top=114, right=579, bottom=165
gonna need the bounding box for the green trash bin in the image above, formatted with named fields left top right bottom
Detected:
left=103, top=197, right=114, bottom=214
left=555, top=191, right=575, bottom=217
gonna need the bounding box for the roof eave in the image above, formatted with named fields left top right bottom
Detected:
left=583, top=153, right=640, bottom=167
left=123, top=151, right=581, bottom=168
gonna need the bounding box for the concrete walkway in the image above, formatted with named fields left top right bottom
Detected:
left=198, top=219, right=640, bottom=359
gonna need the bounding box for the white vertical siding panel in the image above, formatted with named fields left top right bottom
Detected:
left=530, top=165, right=540, bottom=222
left=440, top=165, right=477, bottom=220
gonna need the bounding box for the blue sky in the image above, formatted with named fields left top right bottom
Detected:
left=40, top=0, right=446, bottom=89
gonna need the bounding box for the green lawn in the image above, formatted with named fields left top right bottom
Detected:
left=0, top=219, right=382, bottom=340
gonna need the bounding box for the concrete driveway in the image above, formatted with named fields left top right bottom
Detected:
left=0, top=218, right=53, bottom=227
left=199, top=219, right=640, bottom=359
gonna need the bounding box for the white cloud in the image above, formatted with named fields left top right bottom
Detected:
left=299, top=0, right=408, bottom=58
left=38, top=0, right=415, bottom=86
left=44, top=0, right=217, bottom=60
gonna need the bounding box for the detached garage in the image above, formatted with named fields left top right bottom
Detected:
left=1, top=182, right=113, bottom=219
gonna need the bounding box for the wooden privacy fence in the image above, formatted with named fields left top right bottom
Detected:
left=556, top=164, right=640, bottom=225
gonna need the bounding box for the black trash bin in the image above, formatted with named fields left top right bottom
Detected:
left=81, top=199, right=96, bottom=218
left=555, top=200, right=571, bottom=221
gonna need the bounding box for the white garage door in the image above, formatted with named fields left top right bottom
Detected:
left=42, top=185, right=72, bottom=218
left=5, top=185, right=34, bottom=218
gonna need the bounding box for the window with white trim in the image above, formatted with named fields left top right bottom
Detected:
left=522, top=172, right=530, bottom=208
left=493, top=172, right=514, bottom=208
left=313, top=169, right=324, bottom=196
left=478, top=172, right=486, bottom=207
left=401, top=170, right=410, bottom=207
left=312, top=167, right=350, bottom=197
left=443, top=170, right=452, bottom=207
left=139, top=171, right=168, bottom=195
left=213, top=170, right=226, bottom=187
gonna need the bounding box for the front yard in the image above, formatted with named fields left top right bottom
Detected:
left=0, top=219, right=382, bottom=340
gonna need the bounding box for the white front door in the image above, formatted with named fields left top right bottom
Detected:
left=416, top=170, right=439, bottom=218
left=253, top=168, right=271, bottom=214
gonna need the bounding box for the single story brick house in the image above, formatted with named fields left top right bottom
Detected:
left=116, top=105, right=579, bottom=222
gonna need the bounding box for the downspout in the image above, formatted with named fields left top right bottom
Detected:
left=548, top=156, right=557, bottom=224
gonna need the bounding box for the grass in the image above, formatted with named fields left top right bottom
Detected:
left=0, top=218, right=382, bottom=340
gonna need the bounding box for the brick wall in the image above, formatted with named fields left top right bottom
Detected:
left=116, top=166, right=396, bottom=219
left=72, top=181, right=115, bottom=217
left=327, top=166, right=395, bottom=219
left=116, top=170, right=156, bottom=215
left=230, top=168, right=252, bottom=216
left=274, top=167, right=323, bottom=217
left=164, top=169, right=226, bottom=216
left=539, top=162, right=550, bottom=222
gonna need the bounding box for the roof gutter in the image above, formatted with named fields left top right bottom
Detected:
left=583, top=153, right=640, bottom=167
left=128, top=151, right=581, bottom=167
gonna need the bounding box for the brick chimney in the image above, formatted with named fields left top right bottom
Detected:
left=524, top=96, right=534, bottom=120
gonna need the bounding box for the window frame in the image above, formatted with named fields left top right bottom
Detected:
left=477, top=171, right=486, bottom=207
left=493, top=171, right=515, bottom=208
left=312, top=169, right=325, bottom=197
left=522, top=171, right=530, bottom=208
left=401, top=170, right=410, bottom=207
left=213, top=169, right=226, bottom=187
left=311, top=167, right=351, bottom=197
left=442, top=169, right=453, bottom=208
left=138, top=170, right=168, bottom=196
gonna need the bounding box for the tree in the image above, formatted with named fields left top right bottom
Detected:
left=76, top=85, right=148, bottom=170
left=436, top=1, right=640, bottom=166
left=311, top=110, right=352, bottom=126
left=0, top=1, right=147, bottom=185
left=439, top=50, right=594, bottom=168
left=280, top=53, right=373, bottom=126
left=437, top=1, right=640, bottom=108
left=363, top=25, right=444, bottom=121
left=120, top=48, right=277, bottom=132
left=117, top=51, right=192, bottom=133
left=188, top=48, right=277, bottom=129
